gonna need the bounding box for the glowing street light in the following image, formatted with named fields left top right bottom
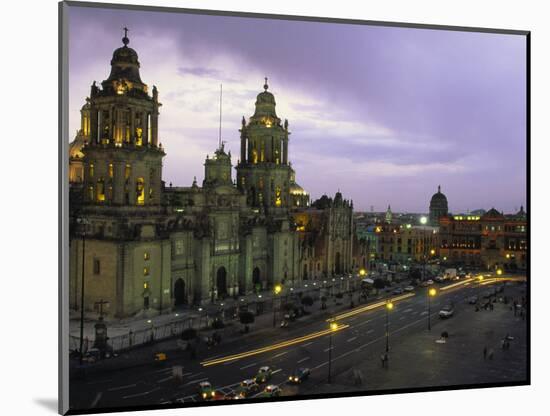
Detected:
left=420, top=216, right=428, bottom=225
left=359, top=269, right=366, bottom=277
left=428, top=287, right=437, bottom=330
left=328, top=321, right=339, bottom=383
left=430, top=249, right=436, bottom=256
left=496, top=269, right=503, bottom=276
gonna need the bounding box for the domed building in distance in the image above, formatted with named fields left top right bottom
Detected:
left=429, top=185, right=449, bottom=225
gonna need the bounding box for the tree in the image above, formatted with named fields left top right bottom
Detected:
left=301, top=295, right=314, bottom=311
left=181, top=328, right=197, bottom=341
left=211, top=318, right=225, bottom=329
left=239, top=311, right=255, bottom=333
left=373, top=278, right=386, bottom=289
left=410, top=269, right=422, bottom=281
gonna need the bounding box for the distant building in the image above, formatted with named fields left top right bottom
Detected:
left=429, top=185, right=449, bottom=226
left=438, top=207, right=527, bottom=270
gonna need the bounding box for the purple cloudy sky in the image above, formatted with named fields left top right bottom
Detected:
left=68, top=5, right=527, bottom=214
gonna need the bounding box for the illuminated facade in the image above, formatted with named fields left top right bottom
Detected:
left=292, top=193, right=354, bottom=280
left=438, top=207, right=527, bottom=270
left=69, top=34, right=353, bottom=318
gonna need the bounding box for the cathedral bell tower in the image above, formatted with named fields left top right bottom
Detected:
left=236, top=79, right=292, bottom=215
left=81, top=29, right=165, bottom=207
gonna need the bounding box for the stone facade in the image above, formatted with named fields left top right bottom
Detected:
left=438, top=207, right=527, bottom=271
left=68, top=34, right=354, bottom=318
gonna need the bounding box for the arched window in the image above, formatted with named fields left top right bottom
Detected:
left=96, top=178, right=105, bottom=202
left=136, top=177, right=145, bottom=205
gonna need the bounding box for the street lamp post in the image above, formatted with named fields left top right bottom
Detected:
left=273, top=284, right=282, bottom=327
left=428, top=287, right=437, bottom=330
left=76, top=217, right=90, bottom=365
left=328, top=321, right=338, bottom=383
left=385, top=300, right=393, bottom=352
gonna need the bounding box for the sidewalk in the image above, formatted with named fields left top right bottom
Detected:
left=69, top=275, right=376, bottom=356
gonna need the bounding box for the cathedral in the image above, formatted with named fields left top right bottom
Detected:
left=68, top=32, right=354, bottom=318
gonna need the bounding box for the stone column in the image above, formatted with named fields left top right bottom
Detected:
left=90, top=107, right=98, bottom=145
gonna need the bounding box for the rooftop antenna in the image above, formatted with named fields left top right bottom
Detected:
left=218, top=84, right=222, bottom=149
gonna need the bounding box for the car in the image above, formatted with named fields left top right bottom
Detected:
left=81, top=348, right=102, bottom=364
left=288, top=368, right=310, bottom=384
left=426, top=279, right=434, bottom=285
left=237, top=379, right=260, bottom=397
left=468, top=296, right=478, bottom=305
left=255, top=366, right=273, bottom=384
left=404, top=285, right=414, bottom=292
left=392, top=288, right=403, bottom=295
left=434, top=276, right=445, bottom=283
left=439, top=305, right=454, bottom=319
left=198, top=381, right=216, bottom=400
left=259, top=385, right=282, bottom=397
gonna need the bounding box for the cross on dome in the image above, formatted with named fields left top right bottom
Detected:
left=122, top=26, right=130, bottom=46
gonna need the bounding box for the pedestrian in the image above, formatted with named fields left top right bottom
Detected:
left=488, top=349, right=494, bottom=360
left=483, top=346, right=487, bottom=360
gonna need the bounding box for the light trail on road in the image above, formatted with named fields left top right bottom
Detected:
left=329, top=293, right=415, bottom=322
left=200, top=323, right=350, bottom=367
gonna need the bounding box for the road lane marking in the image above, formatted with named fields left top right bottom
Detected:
left=312, top=361, right=328, bottom=370
left=323, top=347, right=334, bottom=352
left=272, top=369, right=282, bottom=375
left=123, top=387, right=161, bottom=399
left=366, top=329, right=374, bottom=334
left=273, top=351, right=288, bottom=358
left=108, top=383, right=137, bottom=391
left=87, top=379, right=112, bottom=385
left=355, top=319, right=372, bottom=328
left=223, top=359, right=239, bottom=366
left=302, top=342, right=314, bottom=347
left=399, top=316, right=406, bottom=320
left=403, top=308, right=413, bottom=313
left=420, top=311, right=428, bottom=316
left=239, top=362, right=257, bottom=370
left=346, top=337, right=357, bottom=343
left=90, top=392, right=102, bottom=408
left=297, top=357, right=310, bottom=363
left=185, top=377, right=209, bottom=386
left=157, top=375, right=174, bottom=383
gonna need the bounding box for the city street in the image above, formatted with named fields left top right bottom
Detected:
left=69, top=277, right=527, bottom=412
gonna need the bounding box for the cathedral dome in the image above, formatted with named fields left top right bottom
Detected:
left=430, top=185, right=448, bottom=208
left=252, top=78, right=278, bottom=119
left=290, top=182, right=306, bottom=196
left=105, top=30, right=144, bottom=86
left=429, top=185, right=448, bottom=225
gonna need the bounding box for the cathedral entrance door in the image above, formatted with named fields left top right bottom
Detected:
left=174, top=278, right=186, bottom=306
left=335, top=252, right=342, bottom=275
left=252, top=267, right=261, bottom=291
left=216, top=267, right=227, bottom=298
